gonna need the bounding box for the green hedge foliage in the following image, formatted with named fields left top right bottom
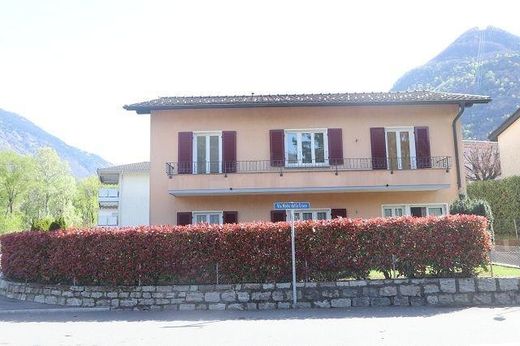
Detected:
left=467, top=176, right=520, bottom=236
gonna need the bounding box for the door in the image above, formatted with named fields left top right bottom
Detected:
left=385, top=128, right=416, bottom=170
left=193, top=133, right=222, bottom=174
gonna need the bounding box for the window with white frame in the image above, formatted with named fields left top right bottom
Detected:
left=193, top=132, right=222, bottom=174
left=285, top=129, right=328, bottom=166
left=98, top=211, right=118, bottom=226
left=286, top=209, right=331, bottom=221
left=382, top=205, right=405, bottom=218
left=192, top=211, right=223, bottom=225
left=385, top=127, right=416, bottom=170
left=382, top=204, right=447, bottom=218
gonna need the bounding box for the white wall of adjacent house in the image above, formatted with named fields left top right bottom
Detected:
left=119, top=172, right=150, bottom=226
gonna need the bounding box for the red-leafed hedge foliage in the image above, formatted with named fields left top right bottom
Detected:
left=0, top=215, right=491, bottom=285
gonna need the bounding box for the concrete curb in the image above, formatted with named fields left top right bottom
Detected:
left=0, top=307, right=110, bottom=314
left=491, top=262, right=520, bottom=269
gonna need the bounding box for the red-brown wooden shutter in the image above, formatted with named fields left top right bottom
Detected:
left=223, top=211, right=238, bottom=224
left=177, top=212, right=192, bottom=226
left=178, top=132, right=193, bottom=174
left=270, top=130, right=285, bottom=167
left=331, top=209, right=347, bottom=219
left=370, top=127, right=387, bottom=170
left=270, top=210, right=286, bottom=222
left=327, top=128, right=344, bottom=165
left=414, top=127, right=432, bottom=169
left=222, top=131, right=237, bottom=173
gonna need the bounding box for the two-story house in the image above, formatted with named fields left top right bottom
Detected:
left=124, top=91, right=490, bottom=225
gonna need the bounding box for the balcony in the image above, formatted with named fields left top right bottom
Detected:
left=98, top=188, right=119, bottom=205
left=165, top=156, right=452, bottom=196
left=98, top=215, right=118, bottom=227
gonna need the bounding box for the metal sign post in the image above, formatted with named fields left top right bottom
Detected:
left=274, top=201, right=311, bottom=308
left=290, top=208, right=297, bottom=307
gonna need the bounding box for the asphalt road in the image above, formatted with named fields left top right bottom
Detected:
left=1, top=306, right=520, bottom=345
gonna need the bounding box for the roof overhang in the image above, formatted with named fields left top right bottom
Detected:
left=124, top=91, right=491, bottom=115
left=97, top=162, right=150, bottom=184
left=168, top=184, right=450, bottom=197
left=98, top=171, right=120, bottom=184
left=125, top=100, right=489, bottom=115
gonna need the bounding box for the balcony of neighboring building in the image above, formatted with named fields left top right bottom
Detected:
left=97, top=213, right=119, bottom=227
left=165, top=156, right=452, bottom=196
left=98, top=188, right=119, bottom=206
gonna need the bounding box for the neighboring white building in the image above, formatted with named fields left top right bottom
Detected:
left=97, top=162, right=150, bottom=227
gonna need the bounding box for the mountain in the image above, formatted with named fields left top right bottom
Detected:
left=392, top=26, right=520, bottom=139
left=0, top=108, right=110, bottom=178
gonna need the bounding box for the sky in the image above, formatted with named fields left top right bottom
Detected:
left=1, top=0, right=520, bottom=165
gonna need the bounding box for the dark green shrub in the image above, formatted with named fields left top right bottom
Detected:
left=30, top=217, right=53, bottom=231
left=450, top=194, right=494, bottom=241
left=48, top=217, right=67, bottom=231
left=450, top=194, right=493, bottom=223
left=450, top=194, right=473, bottom=214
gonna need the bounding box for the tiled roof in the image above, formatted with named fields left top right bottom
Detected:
left=97, top=161, right=150, bottom=174
left=124, top=91, right=491, bottom=114
left=488, top=107, right=520, bottom=141
left=463, top=140, right=499, bottom=154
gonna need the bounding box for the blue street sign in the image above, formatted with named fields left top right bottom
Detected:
left=273, top=202, right=311, bottom=210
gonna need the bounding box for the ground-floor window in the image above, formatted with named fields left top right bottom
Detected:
left=192, top=211, right=223, bottom=224
left=286, top=209, right=331, bottom=221
left=98, top=210, right=118, bottom=226
left=382, top=204, right=447, bottom=218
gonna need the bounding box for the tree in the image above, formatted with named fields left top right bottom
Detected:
left=74, top=176, right=101, bottom=227
left=0, top=148, right=103, bottom=233
left=0, top=151, right=34, bottom=214
left=21, top=148, right=77, bottom=225
left=464, top=143, right=501, bottom=181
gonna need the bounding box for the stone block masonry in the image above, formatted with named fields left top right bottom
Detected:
left=0, top=276, right=519, bottom=311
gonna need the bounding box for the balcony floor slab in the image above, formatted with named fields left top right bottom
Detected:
left=169, top=184, right=450, bottom=197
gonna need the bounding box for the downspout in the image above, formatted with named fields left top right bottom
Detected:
left=452, top=103, right=466, bottom=190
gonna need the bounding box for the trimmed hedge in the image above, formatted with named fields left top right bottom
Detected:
left=468, top=176, right=520, bottom=236
left=0, top=215, right=491, bottom=285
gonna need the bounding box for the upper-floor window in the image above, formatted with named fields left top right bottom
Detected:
left=193, top=131, right=222, bottom=174
left=385, top=127, right=416, bottom=170
left=285, top=129, right=329, bottom=167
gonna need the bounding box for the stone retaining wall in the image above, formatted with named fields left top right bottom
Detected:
left=1, top=276, right=519, bottom=310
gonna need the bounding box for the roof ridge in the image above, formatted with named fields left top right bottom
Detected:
left=156, top=90, right=443, bottom=99
left=124, top=91, right=491, bottom=114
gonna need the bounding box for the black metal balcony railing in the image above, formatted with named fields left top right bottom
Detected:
left=165, top=156, right=451, bottom=178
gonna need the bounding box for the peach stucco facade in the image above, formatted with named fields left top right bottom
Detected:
left=497, top=117, right=520, bottom=178
left=148, top=104, right=465, bottom=224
